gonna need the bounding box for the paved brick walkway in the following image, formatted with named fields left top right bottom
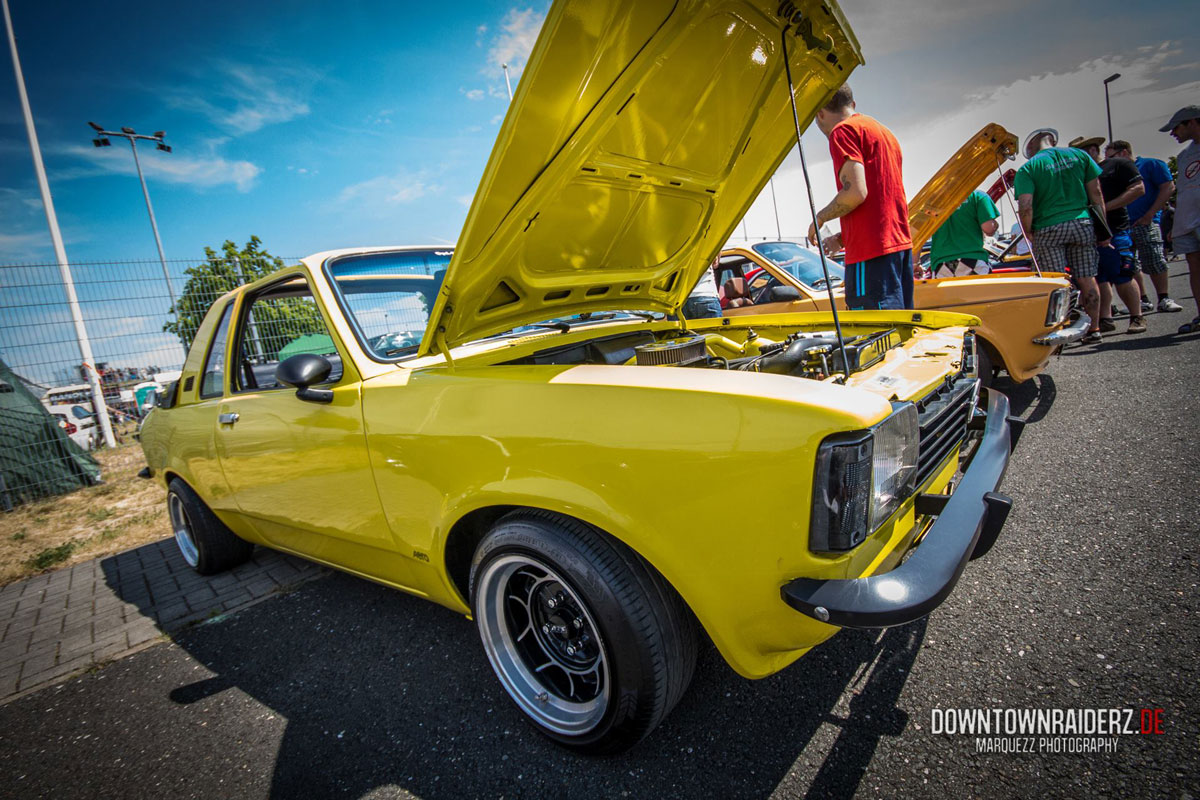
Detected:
left=0, top=539, right=326, bottom=702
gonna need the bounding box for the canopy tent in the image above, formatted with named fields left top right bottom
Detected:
left=0, top=359, right=101, bottom=510
left=277, top=333, right=337, bottom=362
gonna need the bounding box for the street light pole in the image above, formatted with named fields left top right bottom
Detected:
left=501, top=62, right=513, bottom=101
left=4, top=0, right=116, bottom=447
left=88, top=123, right=183, bottom=355
left=1103, top=73, right=1121, bottom=142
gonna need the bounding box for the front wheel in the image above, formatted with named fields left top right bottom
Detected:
left=470, top=511, right=697, bottom=754
left=975, top=340, right=997, bottom=387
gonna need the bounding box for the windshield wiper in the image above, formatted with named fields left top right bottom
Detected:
left=529, top=322, right=572, bottom=333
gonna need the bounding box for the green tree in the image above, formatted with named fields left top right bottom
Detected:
left=163, top=237, right=322, bottom=354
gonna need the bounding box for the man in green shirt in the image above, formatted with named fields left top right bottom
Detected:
left=930, top=190, right=1000, bottom=277
left=1014, top=127, right=1108, bottom=344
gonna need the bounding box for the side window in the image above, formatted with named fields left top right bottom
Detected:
left=234, top=278, right=343, bottom=392
left=200, top=302, right=234, bottom=398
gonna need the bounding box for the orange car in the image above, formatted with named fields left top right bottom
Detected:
left=719, top=124, right=1089, bottom=383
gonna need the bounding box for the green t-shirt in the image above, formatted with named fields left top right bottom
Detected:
left=1013, top=147, right=1102, bottom=231
left=930, top=190, right=1000, bottom=266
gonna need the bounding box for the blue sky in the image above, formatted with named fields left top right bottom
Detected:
left=2, top=0, right=1196, bottom=263
left=1, top=1, right=548, bottom=263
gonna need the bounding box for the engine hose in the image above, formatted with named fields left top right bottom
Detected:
left=756, top=338, right=834, bottom=375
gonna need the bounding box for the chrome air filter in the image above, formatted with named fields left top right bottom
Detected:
left=634, top=334, right=707, bottom=366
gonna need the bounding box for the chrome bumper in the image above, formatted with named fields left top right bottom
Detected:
left=1033, top=312, right=1091, bottom=346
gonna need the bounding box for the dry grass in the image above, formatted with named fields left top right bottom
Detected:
left=0, top=441, right=168, bottom=586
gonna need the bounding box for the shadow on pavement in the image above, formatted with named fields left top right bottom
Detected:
left=1057, top=330, right=1191, bottom=357
left=165, top=573, right=927, bottom=799
left=100, top=537, right=325, bottom=635
left=994, top=372, right=1056, bottom=425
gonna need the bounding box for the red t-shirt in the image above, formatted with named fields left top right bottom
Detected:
left=828, top=114, right=912, bottom=264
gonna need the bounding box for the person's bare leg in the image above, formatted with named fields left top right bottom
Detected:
left=1150, top=270, right=1170, bottom=301
left=1078, top=275, right=1101, bottom=333
left=1098, top=281, right=1114, bottom=320
left=1115, top=280, right=1145, bottom=330
left=1188, top=252, right=1200, bottom=318
left=1134, top=270, right=1146, bottom=301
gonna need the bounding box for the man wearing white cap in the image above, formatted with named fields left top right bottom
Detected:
left=1014, top=127, right=1108, bottom=344
left=1161, top=105, right=1200, bottom=333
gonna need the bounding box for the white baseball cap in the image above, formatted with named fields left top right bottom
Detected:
left=1023, top=127, right=1058, bottom=157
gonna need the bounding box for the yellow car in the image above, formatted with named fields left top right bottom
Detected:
left=139, top=0, right=1015, bottom=753
left=720, top=124, right=1090, bottom=383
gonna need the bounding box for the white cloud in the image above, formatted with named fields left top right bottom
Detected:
left=56, top=143, right=263, bottom=191
left=0, top=189, right=58, bottom=260
left=165, top=60, right=318, bottom=135
left=461, top=88, right=485, bottom=101
left=329, top=171, right=442, bottom=217
left=480, top=7, right=546, bottom=94
left=0, top=230, right=49, bottom=261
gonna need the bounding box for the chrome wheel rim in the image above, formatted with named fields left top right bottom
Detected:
left=168, top=493, right=199, bottom=568
left=476, top=554, right=610, bottom=735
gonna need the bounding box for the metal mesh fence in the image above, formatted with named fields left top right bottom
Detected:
left=0, top=254, right=299, bottom=508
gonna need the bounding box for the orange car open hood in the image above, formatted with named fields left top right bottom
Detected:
left=419, top=0, right=863, bottom=355
left=907, top=123, right=1018, bottom=256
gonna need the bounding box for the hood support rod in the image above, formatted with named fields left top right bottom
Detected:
left=994, top=155, right=1042, bottom=276
left=780, top=25, right=850, bottom=384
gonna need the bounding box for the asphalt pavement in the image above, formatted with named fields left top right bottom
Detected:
left=0, top=267, right=1197, bottom=800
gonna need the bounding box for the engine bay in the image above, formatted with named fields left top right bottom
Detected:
left=503, top=327, right=901, bottom=381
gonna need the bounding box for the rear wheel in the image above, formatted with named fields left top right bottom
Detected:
left=167, top=478, right=253, bottom=575
left=470, top=510, right=697, bottom=753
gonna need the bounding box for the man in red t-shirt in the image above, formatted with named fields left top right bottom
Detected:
left=805, top=85, right=914, bottom=309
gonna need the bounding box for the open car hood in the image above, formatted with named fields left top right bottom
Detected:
left=907, top=123, right=1018, bottom=257
left=420, top=0, right=862, bottom=355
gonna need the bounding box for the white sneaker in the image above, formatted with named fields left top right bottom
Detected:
left=1158, top=297, right=1184, bottom=313
left=1140, top=299, right=1154, bottom=313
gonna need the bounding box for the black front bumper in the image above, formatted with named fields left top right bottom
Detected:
left=781, top=388, right=1015, bottom=629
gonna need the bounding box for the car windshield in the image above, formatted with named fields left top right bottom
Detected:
left=327, top=249, right=454, bottom=359
left=327, top=249, right=665, bottom=360
left=751, top=242, right=844, bottom=288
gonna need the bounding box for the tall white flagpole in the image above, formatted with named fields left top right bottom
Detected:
left=3, top=0, right=116, bottom=448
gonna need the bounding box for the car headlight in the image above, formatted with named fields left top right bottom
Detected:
left=870, top=403, right=919, bottom=530
left=810, top=404, right=919, bottom=553
left=1045, top=287, right=1070, bottom=326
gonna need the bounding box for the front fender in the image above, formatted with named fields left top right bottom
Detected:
left=365, top=365, right=916, bottom=678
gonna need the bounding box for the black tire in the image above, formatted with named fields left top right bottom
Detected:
left=469, top=510, right=697, bottom=754
left=167, top=478, right=253, bottom=575
left=976, top=339, right=996, bottom=387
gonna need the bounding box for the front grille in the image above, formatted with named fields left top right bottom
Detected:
left=914, top=374, right=977, bottom=488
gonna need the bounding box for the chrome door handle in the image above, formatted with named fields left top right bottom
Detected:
left=218, top=412, right=240, bottom=425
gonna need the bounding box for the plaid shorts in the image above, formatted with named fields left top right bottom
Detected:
left=1131, top=223, right=1169, bottom=274
left=1032, top=218, right=1098, bottom=277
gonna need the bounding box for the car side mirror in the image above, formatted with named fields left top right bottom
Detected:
left=768, top=285, right=801, bottom=303
left=275, top=354, right=334, bottom=404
